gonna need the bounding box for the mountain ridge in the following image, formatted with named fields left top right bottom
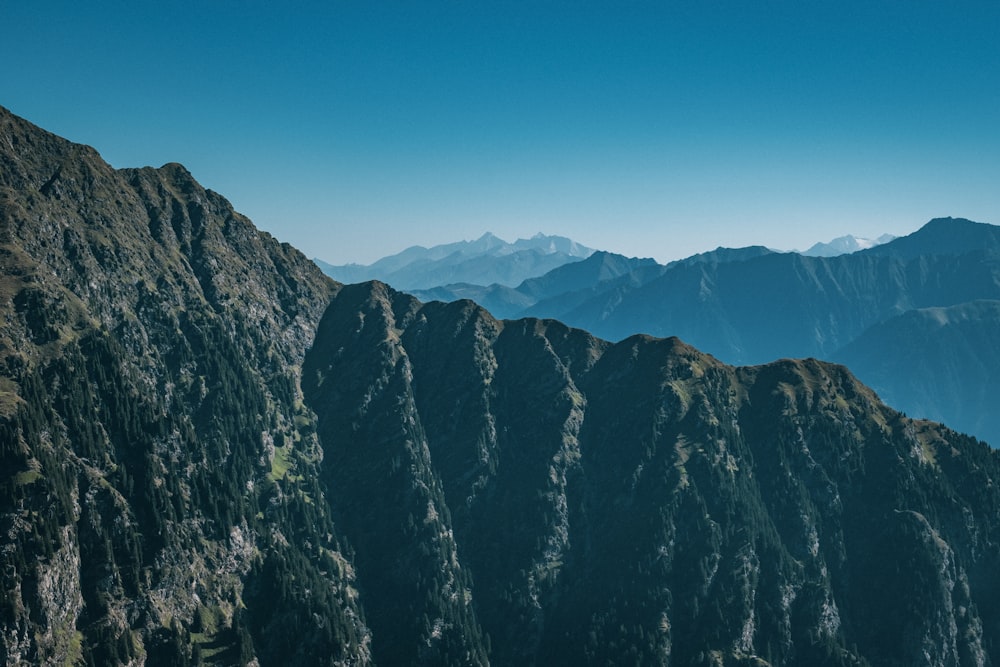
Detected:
left=834, top=299, right=1000, bottom=446
left=0, top=104, right=370, bottom=664
left=3, top=105, right=1000, bottom=666
left=863, top=216, right=1000, bottom=260
left=420, top=217, right=997, bottom=445
left=314, top=231, right=594, bottom=290
left=800, top=233, right=896, bottom=257
left=304, top=278, right=1000, bottom=666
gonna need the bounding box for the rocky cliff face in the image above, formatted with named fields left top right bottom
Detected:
left=0, top=106, right=369, bottom=665
left=3, top=106, right=1000, bottom=666
left=304, top=282, right=1000, bottom=667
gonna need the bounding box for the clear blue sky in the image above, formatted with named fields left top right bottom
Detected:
left=3, top=1, right=999, bottom=264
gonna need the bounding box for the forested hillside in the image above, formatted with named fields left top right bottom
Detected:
left=0, top=106, right=370, bottom=664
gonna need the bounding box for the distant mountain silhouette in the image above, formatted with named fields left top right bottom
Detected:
left=863, top=216, right=1000, bottom=260
left=410, top=246, right=776, bottom=321
left=834, top=299, right=1000, bottom=446
left=315, top=232, right=593, bottom=290
left=801, top=233, right=896, bottom=257
left=559, top=218, right=1000, bottom=354
left=409, top=250, right=658, bottom=319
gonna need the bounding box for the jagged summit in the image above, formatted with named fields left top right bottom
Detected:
left=801, top=233, right=895, bottom=257
left=314, top=231, right=595, bottom=290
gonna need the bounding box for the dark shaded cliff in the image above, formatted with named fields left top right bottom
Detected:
left=3, top=106, right=1000, bottom=666
left=304, top=282, right=1000, bottom=666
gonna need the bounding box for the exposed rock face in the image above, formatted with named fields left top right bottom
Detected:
left=304, top=283, right=1000, bottom=666
left=0, top=106, right=370, bottom=665
left=2, top=106, right=1000, bottom=666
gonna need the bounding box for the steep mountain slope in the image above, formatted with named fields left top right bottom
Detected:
left=4, top=106, right=1000, bottom=667
left=834, top=300, right=1000, bottom=445
left=315, top=232, right=594, bottom=290
left=0, top=106, right=370, bottom=665
left=304, top=282, right=1000, bottom=666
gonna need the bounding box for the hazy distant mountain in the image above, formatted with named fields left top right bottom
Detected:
left=834, top=300, right=1000, bottom=445
left=528, top=218, right=1000, bottom=444
left=862, top=217, right=1000, bottom=259
left=517, top=250, right=660, bottom=300
left=408, top=281, right=536, bottom=319
left=6, top=105, right=1000, bottom=666
left=672, top=244, right=779, bottom=266
left=315, top=232, right=594, bottom=290
left=548, top=218, right=1000, bottom=356
left=801, top=233, right=896, bottom=257
left=409, top=250, right=659, bottom=319
left=411, top=246, right=777, bottom=322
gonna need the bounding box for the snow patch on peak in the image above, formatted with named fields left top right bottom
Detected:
left=800, top=233, right=896, bottom=257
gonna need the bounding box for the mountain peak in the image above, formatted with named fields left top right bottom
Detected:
left=864, top=217, right=1000, bottom=259
left=923, top=216, right=976, bottom=227
left=317, top=233, right=594, bottom=290
left=801, top=233, right=895, bottom=257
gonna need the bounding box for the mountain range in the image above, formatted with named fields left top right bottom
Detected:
left=394, top=221, right=1000, bottom=448
left=327, top=231, right=894, bottom=304
left=3, top=106, right=1000, bottom=666
left=833, top=300, right=1000, bottom=450
left=800, top=234, right=896, bottom=257
left=314, top=232, right=593, bottom=290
